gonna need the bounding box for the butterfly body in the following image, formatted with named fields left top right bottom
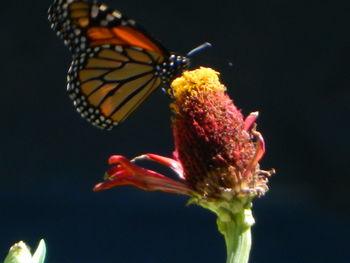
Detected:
left=49, top=0, right=189, bottom=130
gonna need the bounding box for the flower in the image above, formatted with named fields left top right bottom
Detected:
left=3, top=239, right=46, bottom=263
left=94, top=67, right=274, bottom=201
left=93, top=67, right=275, bottom=263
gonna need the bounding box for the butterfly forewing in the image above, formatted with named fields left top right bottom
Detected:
left=49, top=0, right=189, bottom=130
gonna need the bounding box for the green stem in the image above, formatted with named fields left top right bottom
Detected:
left=193, top=198, right=254, bottom=263
left=218, top=209, right=253, bottom=263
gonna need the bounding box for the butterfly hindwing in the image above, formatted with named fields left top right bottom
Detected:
left=68, top=45, right=163, bottom=129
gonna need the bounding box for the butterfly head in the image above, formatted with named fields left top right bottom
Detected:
left=169, top=54, right=190, bottom=69
left=156, top=54, right=190, bottom=85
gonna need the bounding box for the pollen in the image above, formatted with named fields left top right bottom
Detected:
left=171, top=67, right=226, bottom=101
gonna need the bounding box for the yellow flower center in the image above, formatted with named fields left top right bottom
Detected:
left=171, top=67, right=226, bottom=100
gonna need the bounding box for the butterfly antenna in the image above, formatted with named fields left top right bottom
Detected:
left=186, top=42, right=212, bottom=57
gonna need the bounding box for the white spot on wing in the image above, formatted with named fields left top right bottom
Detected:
left=106, top=14, right=114, bottom=22
left=115, top=46, right=123, bottom=52
left=112, top=11, right=122, bottom=19
left=99, top=4, right=107, bottom=11
left=91, top=5, right=99, bottom=18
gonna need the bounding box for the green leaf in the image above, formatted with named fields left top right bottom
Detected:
left=3, top=241, right=32, bottom=263
left=32, top=240, right=46, bottom=263
left=3, top=240, right=46, bottom=263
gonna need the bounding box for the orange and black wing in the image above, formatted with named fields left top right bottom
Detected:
left=48, top=0, right=180, bottom=130
left=67, top=45, right=163, bottom=129
left=48, top=0, right=169, bottom=56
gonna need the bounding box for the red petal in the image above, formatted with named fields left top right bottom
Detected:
left=132, top=153, right=185, bottom=180
left=244, top=111, right=259, bottom=131
left=94, top=155, right=191, bottom=195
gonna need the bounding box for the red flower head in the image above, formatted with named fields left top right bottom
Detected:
left=94, top=67, right=274, bottom=202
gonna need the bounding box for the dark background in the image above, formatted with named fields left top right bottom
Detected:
left=1, top=0, right=349, bottom=262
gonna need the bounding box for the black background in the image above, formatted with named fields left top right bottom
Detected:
left=1, top=0, right=349, bottom=262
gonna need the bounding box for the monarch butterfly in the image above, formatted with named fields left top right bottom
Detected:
left=48, top=0, right=210, bottom=130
